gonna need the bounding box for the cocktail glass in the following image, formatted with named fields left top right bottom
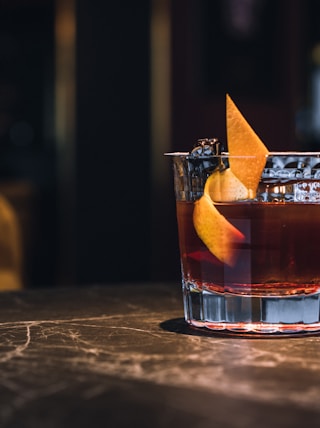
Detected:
left=167, top=150, right=320, bottom=334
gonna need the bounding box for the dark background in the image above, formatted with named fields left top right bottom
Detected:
left=0, top=0, right=320, bottom=288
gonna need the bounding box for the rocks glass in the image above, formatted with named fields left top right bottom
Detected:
left=168, top=150, right=320, bottom=334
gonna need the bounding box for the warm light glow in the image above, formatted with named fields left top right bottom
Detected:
left=150, top=0, right=171, bottom=185
left=54, top=0, right=76, bottom=284
left=55, top=0, right=76, bottom=148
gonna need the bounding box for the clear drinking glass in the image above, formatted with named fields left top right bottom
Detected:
left=167, top=150, right=320, bottom=334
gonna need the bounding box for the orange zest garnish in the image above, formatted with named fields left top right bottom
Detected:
left=226, top=93, right=269, bottom=197
left=193, top=94, right=269, bottom=265
left=204, top=167, right=249, bottom=202
left=193, top=194, right=245, bottom=266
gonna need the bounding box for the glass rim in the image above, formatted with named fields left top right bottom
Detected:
left=164, top=151, right=320, bottom=158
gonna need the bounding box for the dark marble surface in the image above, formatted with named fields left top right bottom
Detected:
left=0, top=283, right=319, bottom=428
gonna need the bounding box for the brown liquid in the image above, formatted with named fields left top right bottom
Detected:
left=176, top=200, right=320, bottom=296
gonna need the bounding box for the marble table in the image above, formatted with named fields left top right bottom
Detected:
left=0, top=282, right=319, bottom=428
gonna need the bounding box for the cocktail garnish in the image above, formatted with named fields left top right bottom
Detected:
left=193, top=94, right=269, bottom=265
left=204, top=167, right=249, bottom=202
left=193, top=194, right=245, bottom=266
left=226, top=93, right=269, bottom=197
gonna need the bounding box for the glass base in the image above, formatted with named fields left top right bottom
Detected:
left=183, top=283, right=320, bottom=335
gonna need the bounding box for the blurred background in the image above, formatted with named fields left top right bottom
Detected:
left=0, top=0, right=319, bottom=289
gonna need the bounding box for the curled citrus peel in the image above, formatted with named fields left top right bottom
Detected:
left=193, top=94, right=269, bottom=265
left=193, top=194, right=245, bottom=266
left=226, top=93, right=269, bottom=197
left=204, top=167, right=249, bottom=202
